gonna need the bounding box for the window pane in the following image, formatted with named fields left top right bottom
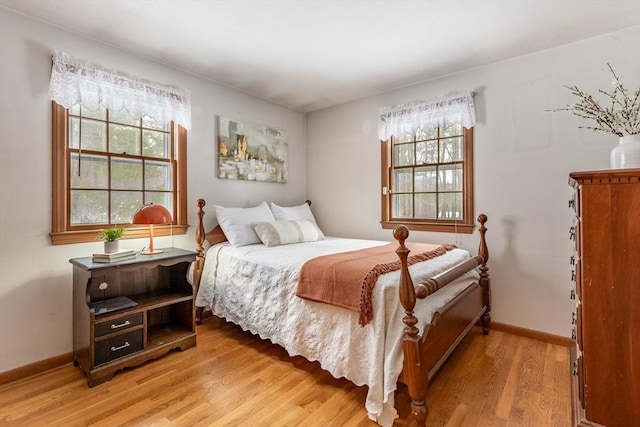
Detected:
left=145, top=192, right=173, bottom=214
left=143, top=130, right=169, bottom=158
left=111, top=158, right=142, bottom=190
left=438, top=165, right=463, bottom=191
left=414, top=166, right=437, bottom=192
left=70, top=105, right=106, bottom=120
left=393, top=168, right=413, bottom=193
left=71, top=190, right=108, bottom=225
left=109, top=124, right=140, bottom=155
left=438, top=193, right=463, bottom=219
left=398, top=132, right=414, bottom=143
left=416, top=140, right=438, bottom=164
left=440, top=136, right=463, bottom=163
left=415, top=128, right=436, bottom=142
left=415, top=193, right=437, bottom=219
left=394, top=143, right=414, bottom=166
left=142, top=115, right=167, bottom=131
left=145, top=161, right=172, bottom=191
left=392, top=194, right=412, bottom=218
left=109, top=109, right=139, bottom=126
left=111, top=191, right=143, bottom=224
left=442, top=122, right=462, bottom=137
left=70, top=154, right=108, bottom=189
left=70, top=118, right=107, bottom=151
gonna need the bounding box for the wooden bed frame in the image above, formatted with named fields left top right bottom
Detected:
left=191, top=199, right=490, bottom=426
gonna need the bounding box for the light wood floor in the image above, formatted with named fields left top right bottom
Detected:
left=0, top=317, right=571, bottom=426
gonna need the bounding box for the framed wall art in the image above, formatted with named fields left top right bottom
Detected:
left=216, top=116, right=288, bottom=183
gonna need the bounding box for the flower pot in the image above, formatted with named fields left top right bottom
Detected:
left=104, top=240, right=119, bottom=254
left=610, top=135, right=640, bottom=169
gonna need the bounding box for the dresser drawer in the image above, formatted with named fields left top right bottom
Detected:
left=94, top=312, right=143, bottom=338
left=569, top=189, right=580, bottom=217
left=576, top=303, right=582, bottom=350
left=94, top=330, right=143, bottom=366
left=575, top=259, right=582, bottom=300
left=570, top=220, right=581, bottom=256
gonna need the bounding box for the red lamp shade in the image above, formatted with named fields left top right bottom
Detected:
left=132, top=203, right=172, bottom=255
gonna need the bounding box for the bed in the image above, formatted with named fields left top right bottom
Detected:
left=191, top=199, right=490, bottom=426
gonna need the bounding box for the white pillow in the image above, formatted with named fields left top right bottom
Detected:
left=214, top=201, right=276, bottom=247
left=270, top=202, right=318, bottom=225
left=252, top=219, right=325, bottom=247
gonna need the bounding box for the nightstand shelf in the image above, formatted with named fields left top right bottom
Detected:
left=70, top=247, right=197, bottom=387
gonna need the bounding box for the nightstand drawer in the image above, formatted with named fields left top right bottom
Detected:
left=95, top=313, right=143, bottom=338
left=95, top=330, right=143, bottom=366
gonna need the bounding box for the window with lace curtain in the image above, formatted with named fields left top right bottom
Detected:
left=379, top=91, right=475, bottom=233
left=50, top=103, right=189, bottom=244
left=49, top=51, right=190, bottom=244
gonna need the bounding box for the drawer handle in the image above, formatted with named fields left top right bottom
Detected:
left=572, top=312, right=576, bottom=324
left=568, top=199, right=575, bottom=208
left=571, top=270, right=576, bottom=281
left=569, top=226, right=575, bottom=240
left=111, top=320, right=131, bottom=329
left=572, top=360, right=578, bottom=376
left=572, top=328, right=577, bottom=340
left=570, top=289, right=576, bottom=300
left=111, top=342, right=130, bottom=352
left=570, top=255, right=575, bottom=265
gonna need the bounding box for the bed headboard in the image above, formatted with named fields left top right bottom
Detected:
left=194, top=198, right=313, bottom=260
left=192, top=198, right=313, bottom=291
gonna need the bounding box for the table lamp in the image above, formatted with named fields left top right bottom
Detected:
left=131, top=203, right=172, bottom=255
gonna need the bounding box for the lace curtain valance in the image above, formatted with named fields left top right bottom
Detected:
left=49, top=50, right=191, bottom=129
left=378, top=90, right=475, bottom=140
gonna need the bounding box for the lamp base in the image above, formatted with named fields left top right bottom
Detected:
left=139, top=249, right=164, bottom=255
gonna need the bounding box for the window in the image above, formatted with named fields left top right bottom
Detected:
left=51, top=102, right=188, bottom=244
left=381, top=124, right=474, bottom=233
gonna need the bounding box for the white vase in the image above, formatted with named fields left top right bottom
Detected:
left=104, top=240, right=119, bottom=253
left=610, top=135, right=640, bottom=169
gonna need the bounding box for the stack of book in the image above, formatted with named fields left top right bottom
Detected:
left=92, top=249, right=136, bottom=263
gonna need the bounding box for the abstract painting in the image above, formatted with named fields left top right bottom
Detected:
left=217, top=116, right=288, bottom=183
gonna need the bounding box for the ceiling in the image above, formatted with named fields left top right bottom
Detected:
left=1, top=0, right=639, bottom=112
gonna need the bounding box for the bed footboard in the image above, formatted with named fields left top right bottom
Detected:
left=394, top=214, right=490, bottom=426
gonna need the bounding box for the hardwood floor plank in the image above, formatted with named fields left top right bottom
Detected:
left=512, top=338, right=546, bottom=425
left=0, top=320, right=571, bottom=426
left=474, top=331, right=519, bottom=419
left=442, top=403, right=470, bottom=427
left=494, top=337, right=524, bottom=420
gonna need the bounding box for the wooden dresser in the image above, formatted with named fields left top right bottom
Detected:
left=569, top=169, right=640, bottom=427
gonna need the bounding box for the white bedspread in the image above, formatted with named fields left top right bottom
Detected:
left=195, top=237, right=478, bottom=426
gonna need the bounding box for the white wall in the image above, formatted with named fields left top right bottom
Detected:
left=306, top=26, right=640, bottom=337
left=0, top=9, right=306, bottom=373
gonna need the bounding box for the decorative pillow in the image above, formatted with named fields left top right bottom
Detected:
left=214, top=201, right=276, bottom=247
left=252, top=219, right=325, bottom=247
left=270, top=202, right=318, bottom=225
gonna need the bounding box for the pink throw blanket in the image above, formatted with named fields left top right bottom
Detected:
left=296, top=242, right=456, bottom=325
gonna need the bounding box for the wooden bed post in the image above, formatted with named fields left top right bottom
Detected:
left=477, top=214, right=491, bottom=335
left=394, top=225, right=429, bottom=426
left=194, top=199, right=206, bottom=324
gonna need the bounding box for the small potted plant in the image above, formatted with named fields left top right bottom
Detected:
left=97, top=227, right=125, bottom=253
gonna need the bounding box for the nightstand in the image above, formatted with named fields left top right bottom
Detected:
left=70, top=247, right=197, bottom=386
